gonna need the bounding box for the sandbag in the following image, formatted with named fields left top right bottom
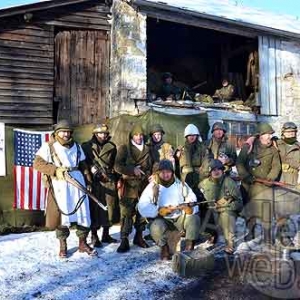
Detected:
left=172, top=248, right=214, bottom=277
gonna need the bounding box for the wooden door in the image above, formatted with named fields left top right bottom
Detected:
left=55, top=30, right=109, bottom=125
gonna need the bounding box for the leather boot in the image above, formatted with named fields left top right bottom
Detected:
left=91, top=230, right=102, bottom=248
left=59, top=239, right=67, bottom=258
left=185, top=240, right=195, bottom=251
left=79, top=237, right=98, bottom=256
left=101, top=227, right=117, bottom=243
left=117, top=237, right=130, bottom=253
left=160, top=244, right=171, bottom=261
left=133, top=231, right=149, bottom=248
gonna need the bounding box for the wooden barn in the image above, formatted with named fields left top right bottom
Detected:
left=0, top=0, right=112, bottom=126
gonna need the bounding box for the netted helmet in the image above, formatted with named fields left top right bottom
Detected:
left=93, top=123, right=109, bottom=134
left=211, top=122, right=226, bottom=133
left=53, top=120, right=73, bottom=133
left=282, top=122, right=297, bottom=132
left=149, top=124, right=165, bottom=136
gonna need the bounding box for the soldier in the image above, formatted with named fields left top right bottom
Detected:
left=147, top=123, right=174, bottom=172
left=205, top=122, right=237, bottom=174
left=114, top=124, right=153, bottom=253
left=159, top=72, right=182, bottom=100
left=236, top=123, right=281, bottom=244
left=138, top=159, right=200, bottom=260
left=179, top=124, right=207, bottom=193
left=81, top=123, right=118, bottom=248
left=199, top=159, right=243, bottom=254
left=213, top=79, right=235, bottom=102
left=33, top=120, right=97, bottom=258
left=277, top=122, right=300, bottom=185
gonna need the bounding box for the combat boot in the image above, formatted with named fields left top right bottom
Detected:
left=79, top=237, right=98, bottom=256
left=185, top=240, right=195, bottom=251
left=117, top=237, right=130, bottom=253
left=59, top=239, right=67, bottom=258
left=133, top=231, right=149, bottom=248
left=160, top=244, right=171, bottom=261
left=91, top=230, right=102, bottom=248
left=101, top=227, right=117, bottom=243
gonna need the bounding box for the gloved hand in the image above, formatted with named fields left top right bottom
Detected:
left=179, top=205, right=193, bottom=215
left=55, top=167, right=68, bottom=180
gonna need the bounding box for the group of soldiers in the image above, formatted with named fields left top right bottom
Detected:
left=33, top=118, right=300, bottom=260
left=159, top=72, right=235, bottom=102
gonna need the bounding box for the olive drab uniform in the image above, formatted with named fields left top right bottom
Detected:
left=81, top=135, right=117, bottom=235
left=237, top=136, right=281, bottom=242
left=114, top=125, right=153, bottom=252
left=204, top=136, right=237, bottom=173
left=179, top=140, right=207, bottom=191
left=277, top=139, right=300, bottom=185
left=199, top=175, right=243, bottom=249
left=214, top=84, right=235, bottom=101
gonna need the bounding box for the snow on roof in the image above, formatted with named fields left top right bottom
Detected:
left=0, top=0, right=50, bottom=10
left=141, top=0, right=300, bottom=36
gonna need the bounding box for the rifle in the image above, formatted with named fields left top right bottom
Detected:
left=64, top=172, right=108, bottom=211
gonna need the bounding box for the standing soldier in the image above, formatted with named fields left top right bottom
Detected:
left=199, top=159, right=243, bottom=254
left=277, top=122, right=300, bottom=185
left=81, top=123, right=118, bottom=247
left=147, top=123, right=174, bottom=172
left=179, top=124, right=207, bottom=192
left=33, top=120, right=97, bottom=257
left=237, top=123, right=281, bottom=244
left=114, top=124, right=153, bottom=253
left=204, top=122, right=237, bottom=174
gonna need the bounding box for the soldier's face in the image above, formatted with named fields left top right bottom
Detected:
left=159, top=170, right=173, bottom=181
left=211, top=168, right=223, bottom=179
left=57, top=130, right=72, bottom=141
left=96, top=132, right=108, bottom=141
left=152, top=132, right=162, bottom=143
left=165, top=77, right=173, bottom=84
left=186, top=135, right=198, bottom=144
left=132, top=133, right=144, bottom=145
left=283, top=130, right=297, bottom=138
left=259, top=133, right=272, bottom=145
left=213, top=129, right=224, bottom=139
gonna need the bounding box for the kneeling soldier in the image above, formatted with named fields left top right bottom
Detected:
left=199, top=159, right=243, bottom=254
left=138, top=159, right=200, bottom=260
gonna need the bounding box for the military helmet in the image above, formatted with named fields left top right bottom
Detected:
left=130, top=123, right=144, bottom=137
left=211, top=122, right=226, bottom=133
left=184, top=124, right=200, bottom=137
left=158, top=159, right=174, bottom=172
left=256, top=123, right=274, bottom=136
left=162, top=72, right=173, bottom=80
left=282, top=122, right=297, bottom=132
left=53, top=120, right=73, bottom=133
left=149, top=124, right=165, bottom=136
left=93, top=123, right=109, bottom=134
left=209, top=159, right=225, bottom=172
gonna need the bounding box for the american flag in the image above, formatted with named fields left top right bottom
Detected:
left=13, top=129, right=51, bottom=210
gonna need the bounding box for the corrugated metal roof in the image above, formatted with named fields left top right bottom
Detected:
left=141, top=0, right=300, bottom=36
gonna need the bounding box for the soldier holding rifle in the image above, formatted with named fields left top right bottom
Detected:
left=138, top=159, right=200, bottom=260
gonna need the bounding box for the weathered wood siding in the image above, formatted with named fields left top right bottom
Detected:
left=0, top=24, right=54, bottom=125
left=55, top=30, right=109, bottom=125
left=36, top=2, right=111, bottom=31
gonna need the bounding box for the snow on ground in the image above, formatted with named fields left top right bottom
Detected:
left=0, top=225, right=195, bottom=300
